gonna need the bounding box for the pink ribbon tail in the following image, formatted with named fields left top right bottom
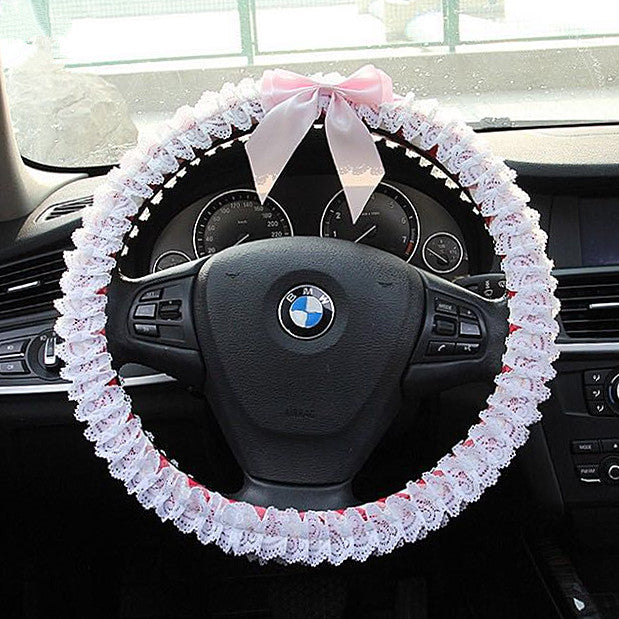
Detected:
left=325, top=92, right=384, bottom=224
left=245, top=89, right=319, bottom=210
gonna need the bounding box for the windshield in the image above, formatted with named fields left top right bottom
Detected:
left=1, top=0, right=617, bottom=167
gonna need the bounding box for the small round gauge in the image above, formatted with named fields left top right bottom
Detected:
left=193, top=189, right=293, bottom=258
left=320, top=183, right=420, bottom=262
left=422, top=232, right=464, bottom=274
left=152, top=250, right=190, bottom=273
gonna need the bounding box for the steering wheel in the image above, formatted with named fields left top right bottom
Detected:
left=56, top=73, right=559, bottom=566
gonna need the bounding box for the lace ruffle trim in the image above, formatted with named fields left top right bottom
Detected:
left=56, top=77, right=560, bottom=566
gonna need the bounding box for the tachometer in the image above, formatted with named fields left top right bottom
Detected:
left=320, top=183, right=420, bottom=262
left=193, top=189, right=293, bottom=258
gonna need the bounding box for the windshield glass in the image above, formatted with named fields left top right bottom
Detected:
left=1, top=0, right=617, bottom=167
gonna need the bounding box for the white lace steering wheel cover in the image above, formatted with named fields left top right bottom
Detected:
left=56, top=75, right=560, bottom=566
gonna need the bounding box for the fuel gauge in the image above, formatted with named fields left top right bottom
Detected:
left=422, top=232, right=464, bottom=274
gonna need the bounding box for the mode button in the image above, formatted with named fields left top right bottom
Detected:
left=571, top=439, right=600, bottom=455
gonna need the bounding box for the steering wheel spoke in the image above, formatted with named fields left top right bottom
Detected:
left=106, top=259, right=207, bottom=388
left=404, top=270, right=509, bottom=397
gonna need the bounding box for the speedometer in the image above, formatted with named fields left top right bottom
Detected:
left=320, top=183, right=420, bottom=262
left=193, top=189, right=293, bottom=258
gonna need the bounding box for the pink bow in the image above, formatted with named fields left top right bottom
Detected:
left=245, top=65, right=394, bottom=224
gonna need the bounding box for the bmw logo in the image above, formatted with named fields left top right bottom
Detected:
left=278, top=285, right=335, bottom=340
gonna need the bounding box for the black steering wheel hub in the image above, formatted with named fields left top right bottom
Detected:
left=194, top=237, right=424, bottom=488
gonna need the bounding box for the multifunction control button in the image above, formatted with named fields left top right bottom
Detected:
left=456, top=342, right=480, bottom=355
left=134, top=304, right=157, bottom=319
left=139, top=289, right=162, bottom=301
left=433, top=317, right=457, bottom=336
left=459, top=320, right=481, bottom=338
left=434, top=299, right=457, bottom=315
left=427, top=341, right=455, bottom=356
left=159, top=300, right=182, bottom=320
left=134, top=324, right=159, bottom=337
left=458, top=306, right=477, bottom=320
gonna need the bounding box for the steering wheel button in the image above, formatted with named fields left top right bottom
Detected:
left=139, top=289, right=162, bottom=301
left=584, top=369, right=610, bottom=385
left=571, top=439, right=600, bottom=454
left=427, top=341, right=455, bottom=356
left=585, top=386, right=604, bottom=401
left=134, top=304, right=157, bottom=319
left=458, top=306, right=477, bottom=320
left=455, top=342, right=480, bottom=355
left=0, top=339, right=28, bottom=357
left=433, top=317, right=457, bottom=336
left=459, top=320, right=481, bottom=338
left=434, top=298, right=457, bottom=315
left=0, top=360, right=28, bottom=375
left=159, top=300, right=182, bottom=320
left=134, top=323, right=159, bottom=337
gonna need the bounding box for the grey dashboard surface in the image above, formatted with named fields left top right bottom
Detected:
left=483, top=124, right=619, bottom=175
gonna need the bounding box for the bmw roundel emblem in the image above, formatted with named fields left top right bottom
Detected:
left=278, top=285, right=335, bottom=339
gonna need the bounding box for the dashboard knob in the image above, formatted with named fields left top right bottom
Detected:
left=609, top=373, right=619, bottom=407
left=27, top=330, right=63, bottom=381
left=608, top=465, right=619, bottom=482
left=43, top=335, right=59, bottom=368
left=601, top=457, right=619, bottom=484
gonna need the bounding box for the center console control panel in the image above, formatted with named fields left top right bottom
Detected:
left=540, top=360, right=619, bottom=510
left=572, top=439, right=619, bottom=484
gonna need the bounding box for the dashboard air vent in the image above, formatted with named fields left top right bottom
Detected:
left=0, top=250, right=66, bottom=321
left=39, top=195, right=93, bottom=221
left=557, top=271, right=619, bottom=340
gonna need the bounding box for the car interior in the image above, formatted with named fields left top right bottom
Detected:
left=0, top=2, right=618, bottom=618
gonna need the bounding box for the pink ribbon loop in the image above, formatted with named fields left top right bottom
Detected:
left=245, top=65, right=394, bottom=224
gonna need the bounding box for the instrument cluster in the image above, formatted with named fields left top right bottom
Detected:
left=148, top=179, right=469, bottom=280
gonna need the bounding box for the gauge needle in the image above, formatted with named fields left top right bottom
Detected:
left=427, top=247, right=450, bottom=265
left=354, top=225, right=377, bottom=243
left=233, top=233, right=250, bottom=246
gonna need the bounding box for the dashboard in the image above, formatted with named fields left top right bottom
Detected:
left=1, top=123, right=618, bottom=550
